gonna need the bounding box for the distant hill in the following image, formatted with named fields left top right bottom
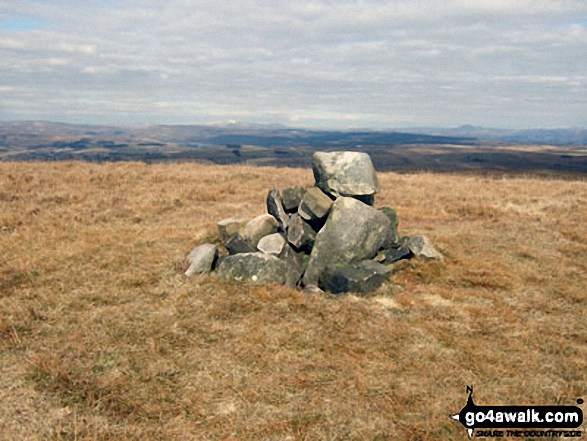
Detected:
left=404, top=125, right=587, bottom=146
left=0, top=120, right=477, bottom=147
left=0, top=121, right=586, bottom=175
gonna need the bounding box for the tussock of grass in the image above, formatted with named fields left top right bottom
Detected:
left=0, top=161, right=586, bottom=440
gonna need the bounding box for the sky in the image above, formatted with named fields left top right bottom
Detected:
left=0, top=0, right=586, bottom=129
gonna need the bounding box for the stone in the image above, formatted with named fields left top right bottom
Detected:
left=286, top=213, right=316, bottom=252
left=257, top=233, right=286, bottom=255
left=266, top=189, right=289, bottom=231
left=281, top=187, right=306, bottom=213
left=375, top=246, right=411, bottom=264
left=241, top=214, right=279, bottom=248
left=298, top=187, right=333, bottom=222
left=302, top=197, right=392, bottom=286
left=379, top=207, right=400, bottom=248
left=278, top=243, right=307, bottom=287
left=185, top=244, right=218, bottom=276
left=401, top=235, right=443, bottom=260
left=312, top=151, right=380, bottom=201
left=225, top=234, right=256, bottom=255
left=217, top=252, right=288, bottom=284
left=379, top=207, right=399, bottom=230
left=301, top=285, right=324, bottom=295
left=217, top=217, right=248, bottom=242
left=318, top=260, right=392, bottom=294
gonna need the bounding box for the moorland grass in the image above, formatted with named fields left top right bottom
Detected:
left=0, top=161, right=586, bottom=440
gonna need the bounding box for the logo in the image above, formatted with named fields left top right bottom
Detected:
left=451, top=386, right=584, bottom=439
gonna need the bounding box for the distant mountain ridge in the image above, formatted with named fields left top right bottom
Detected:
left=2, top=120, right=586, bottom=146
left=1, top=120, right=586, bottom=175
left=0, top=120, right=476, bottom=147
left=403, top=125, right=587, bottom=146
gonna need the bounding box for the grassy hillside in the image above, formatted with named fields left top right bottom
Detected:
left=0, top=162, right=586, bottom=440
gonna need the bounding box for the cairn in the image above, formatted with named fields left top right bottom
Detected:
left=185, top=151, right=442, bottom=294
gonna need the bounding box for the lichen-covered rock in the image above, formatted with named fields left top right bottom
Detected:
left=217, top=217, right=248, bottom=242
left=374, top=246, right=411, bottom=264
left=286, top=213, right=316, bottom=252
left=278, top=243, right=308, bottom=287
left=401, top=235, right=443, bottom=260
left=318, top=260, right=391, bottom=294
left=379, top=207, right=400, bottom=248
left=298, top=187, right=333, bottom=222
left=301, top=285, right=324, bottom=295
left=266, top=189, right=289, bottom=232
left=257, top=233, right=286, bottom=255
left=225, top=234, right=256, bottom=255
left=217, top=252, right=288, bottom=284
left=241, top=214, right=279, bottom=248
left=302, top=197, right=391, bottom=286
left=185, top=244, right=218, bottom=276
left=312, top=151, right=380, bottom=201
left=281, top=187, right=306, bottom=213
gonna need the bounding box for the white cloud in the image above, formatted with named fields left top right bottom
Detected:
left=57, top=43, right=96, bottom=54
left=0, top=37, right=25, bottom=49
left=0, top=0, right=585, bottom=127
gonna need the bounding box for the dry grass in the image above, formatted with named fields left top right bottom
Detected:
left=0, top=161, right=586, bottom=440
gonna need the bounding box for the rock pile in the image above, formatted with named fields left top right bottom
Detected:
left=185, top=151, right=442, bottom=294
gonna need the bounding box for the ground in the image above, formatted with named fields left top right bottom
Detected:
left=0, top=161, right=585, bottom=440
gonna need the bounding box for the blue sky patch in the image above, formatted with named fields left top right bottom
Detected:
left=0, top=15, right=45, bottom=31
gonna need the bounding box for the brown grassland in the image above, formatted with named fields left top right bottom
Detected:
left=0, top=161, right=586, bottom=440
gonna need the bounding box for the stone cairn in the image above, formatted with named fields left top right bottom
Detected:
left=185, top=151, right=442, bottom=295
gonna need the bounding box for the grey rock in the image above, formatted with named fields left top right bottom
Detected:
left=266, top=189, right=289, bottom=232
left=217, top=252, right=288, bottom=284
left=303, top=197, right=392, bottom=286
left=257, top=233, right=286, bottom=255
left=373, top=252, right=385, bottom=263
left=278, top=243, right=308, bottom=287
left=379, top=207, right=399, bottom=230
left=298, top=187, right=333, bottom=222
left=281, top=187, right=306, bottom=213
left=286, top=213, right=317, bottom=252
left=318, top=260, right=392, bottom=294
left=375, top=246, right=412, bottom=264
left=225, top=234, right=256, bottom=255
left=217, top=217, right=248, bottom=242
left=378, top=207, right=400, bottom=248
left=401, top=235, right=443, bottom=260
left=301, top=285, right=324, bottom=295
left=312, top=151, right=380, bottom=201
left=215, top=254, right=226, bottom=268
left=241, top=214, right=279, bottom=248
left=185, top=244, right=218, bottom=276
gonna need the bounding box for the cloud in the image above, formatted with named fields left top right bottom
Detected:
left=0, top=0, right=585, bottom=127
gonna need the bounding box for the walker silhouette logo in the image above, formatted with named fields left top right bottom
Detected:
left=451, top=386, right=584, bottom=439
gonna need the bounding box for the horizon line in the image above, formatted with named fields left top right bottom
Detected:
left=1, top=119, right=586, bottom=132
